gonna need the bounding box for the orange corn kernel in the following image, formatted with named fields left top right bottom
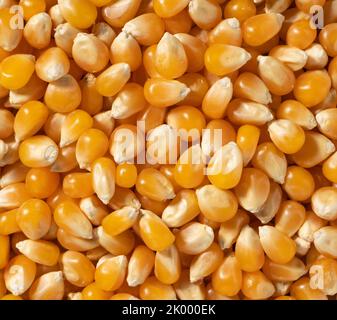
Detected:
left=63, top=172, right=94, bottom=198
left=4, top=254, right=36, bottom=296
left=287, top=20, right=317, bottom=50
left=139, top=276, right=176, bottom=300
left=291, top=132, right=335, bottom=168
left=188, top=0, right=222, bottom=31
left=224, top=0, right=256, bottom=23
left=54, top=201, right=93, bottom=240
left=243, top=13, right=284, bottom=47
left=176, top=222, right=214, bottom=255
left=283, top=166, right=315, bottom=201
left=202, top=77, right=233, bottom=119
left=102, top=206, right=138, bottom=237
left=0, top=183, right=31, bottom=210
left=259, top=225, right=296, bottom=264
left=275, top=201, right=306, bottom=237
left=252, top=142, right=287, bottom=184
left=81, top=282, right=112, bottom=300
left=242, top=271, right=275, bottom=300
left=294, top=70, right=332, bottom=108
left=0, top=54, right=35, bottom=90
left=17, top=199, right=51, bottom=240
left=309, top=257, right=337, bottom=296
left=234, top=168, right=270, bottom=213
left=0, top=209, right=20, bottom=235
left=316, top=108, right=337, bottom=140
left=154, top=244, right=181, bottom=285
left=95, top=255, right=128, bottom=291
left=127, top=245, right=155, bottom=287
left=61, top=251, right=95, bottom=287
left=196, top=185, right=238, bottom=223
left=204, top=44, right=251, bottom=76
left=0, top=8, right=23, bottom=52
left=323, top=151, right=337, bottom=183
left=25, top=167, right=59, bottom=199
left=14, top=101, right=49, bottom=142
left=226, top=99, right=274, bottom=126
left=290, top=277, right=327, bottom=300
left=235, top=225, right=265, bottom=272
left=144, top=78, right=190, bottom=108
left=319, top=23, right=337, bottom=57
left=29, top=271, right=64, bottom=300
left=162, top=189, right=199, bottom=228
left=154, top=32, right=188, bottom=79
left=116, top=163, right=137, bottom=189
left=58, top=0, right=97, bottom=29
left=139, top=209, right=175, bottom=251
left=257, top=56, right=295, bottom=96
left=263, top=256, right=306, bottom=283
left=44, top=74, right=82, bottom=113
left=212, top=254, right=242, bottom=297
left=0, top=235, right=10, bottom=269
left=311, top=187, right=337, bottom=221
left=314, top=226, right=337, bottom=259
left=75, top=128, right=109, bottom=170
left=208, top=18, right=242, bottom=46
left=122, top=13, right=165, bottom=46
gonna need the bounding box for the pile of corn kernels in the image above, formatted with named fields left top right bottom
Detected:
left=0, top=0, right=337, bottom=300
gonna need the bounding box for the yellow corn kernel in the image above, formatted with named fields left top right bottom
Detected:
left=102, top=206, right=138, bottom=237
left=0, top=54, right=35, bottom=90
left=196, top=184, right=238, bottom=223
left=235, top=225, right=265, bottom=272
left=227, top=99, right=274, bottom=126
left=290, top=277, right=327, bottom=300
left=259, top=225, right=296, bottom=264
left=75, top=128, right=109, bottom=170
left=72, top=33, right=109, bottom=73
left=188, top=0, right=222, bottom=30
left=54, top=201, right=93, bottom=240
left=212, top=254, right=242, bottom=297
left=275, top=201, right=306, bottom=237
left=136, top=168, right=175, bottom=202
left=162, top=189, right=199, bottom=228
left=176, top=222, right=214, bottom=255
left=127, top=245, right=154, bottom=287
left=190, top=243, right=224, bottom=282
left=95, top=255, right=127, bottom=291
left=144, top=78, right=190, bottom=108
left=204, top=44, right=251, bottom=76
left=96, top=227, right=135, bottom=256
left=202, top=77, right=233, bottom=119
left=123, top=13, right=165, bottom=46
left=0, top=235, right=9, bottom=269
left=242, top=270, right=275, bottom=300
left=0, top=162, right=29, bottom=189
left=44, top=74, right=82, bottom=113
left=0, top=209, right=20, bottom=235
left=309, top=257, right=337, bottom=296
left=95, top=63, right=131, bottom=97
left=62, top=251, right=95, bottom=287
left=139, top=209, right=175, bottom=251
left=154, top=244, right=181, bottom=285
left=16, top=239, right=59, bottom=267
left=314, top=226, right=337, bottom=258
left=294, top=70, right=332, bottom=108
left=155, top=32, right=188, bottom=79
left=57, top=228, right=98, bottom=252
left=14, top=101, right=49, bottom=142
left=115, top=163, right=137, bottom=189
left=4, top=254, right=36, bottom=296
left=140, top=276, right=176, bottom=300
left=174, top=144, right=206, bottom=189
left=17, top=199, right=51, bottom=240
left=0, top=183, right=31, bottom=210
left=29, top=271, right=64, bottom=300
left=0, top=8, right=23, bottom=52
left=291, top=132, right=336, bottom=168
left=257, top=55, right=295, bottom=96
left=58, top=0, right=97, bottom=29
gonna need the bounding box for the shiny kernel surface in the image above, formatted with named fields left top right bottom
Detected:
left=0, top=0, right=336, bottom=302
